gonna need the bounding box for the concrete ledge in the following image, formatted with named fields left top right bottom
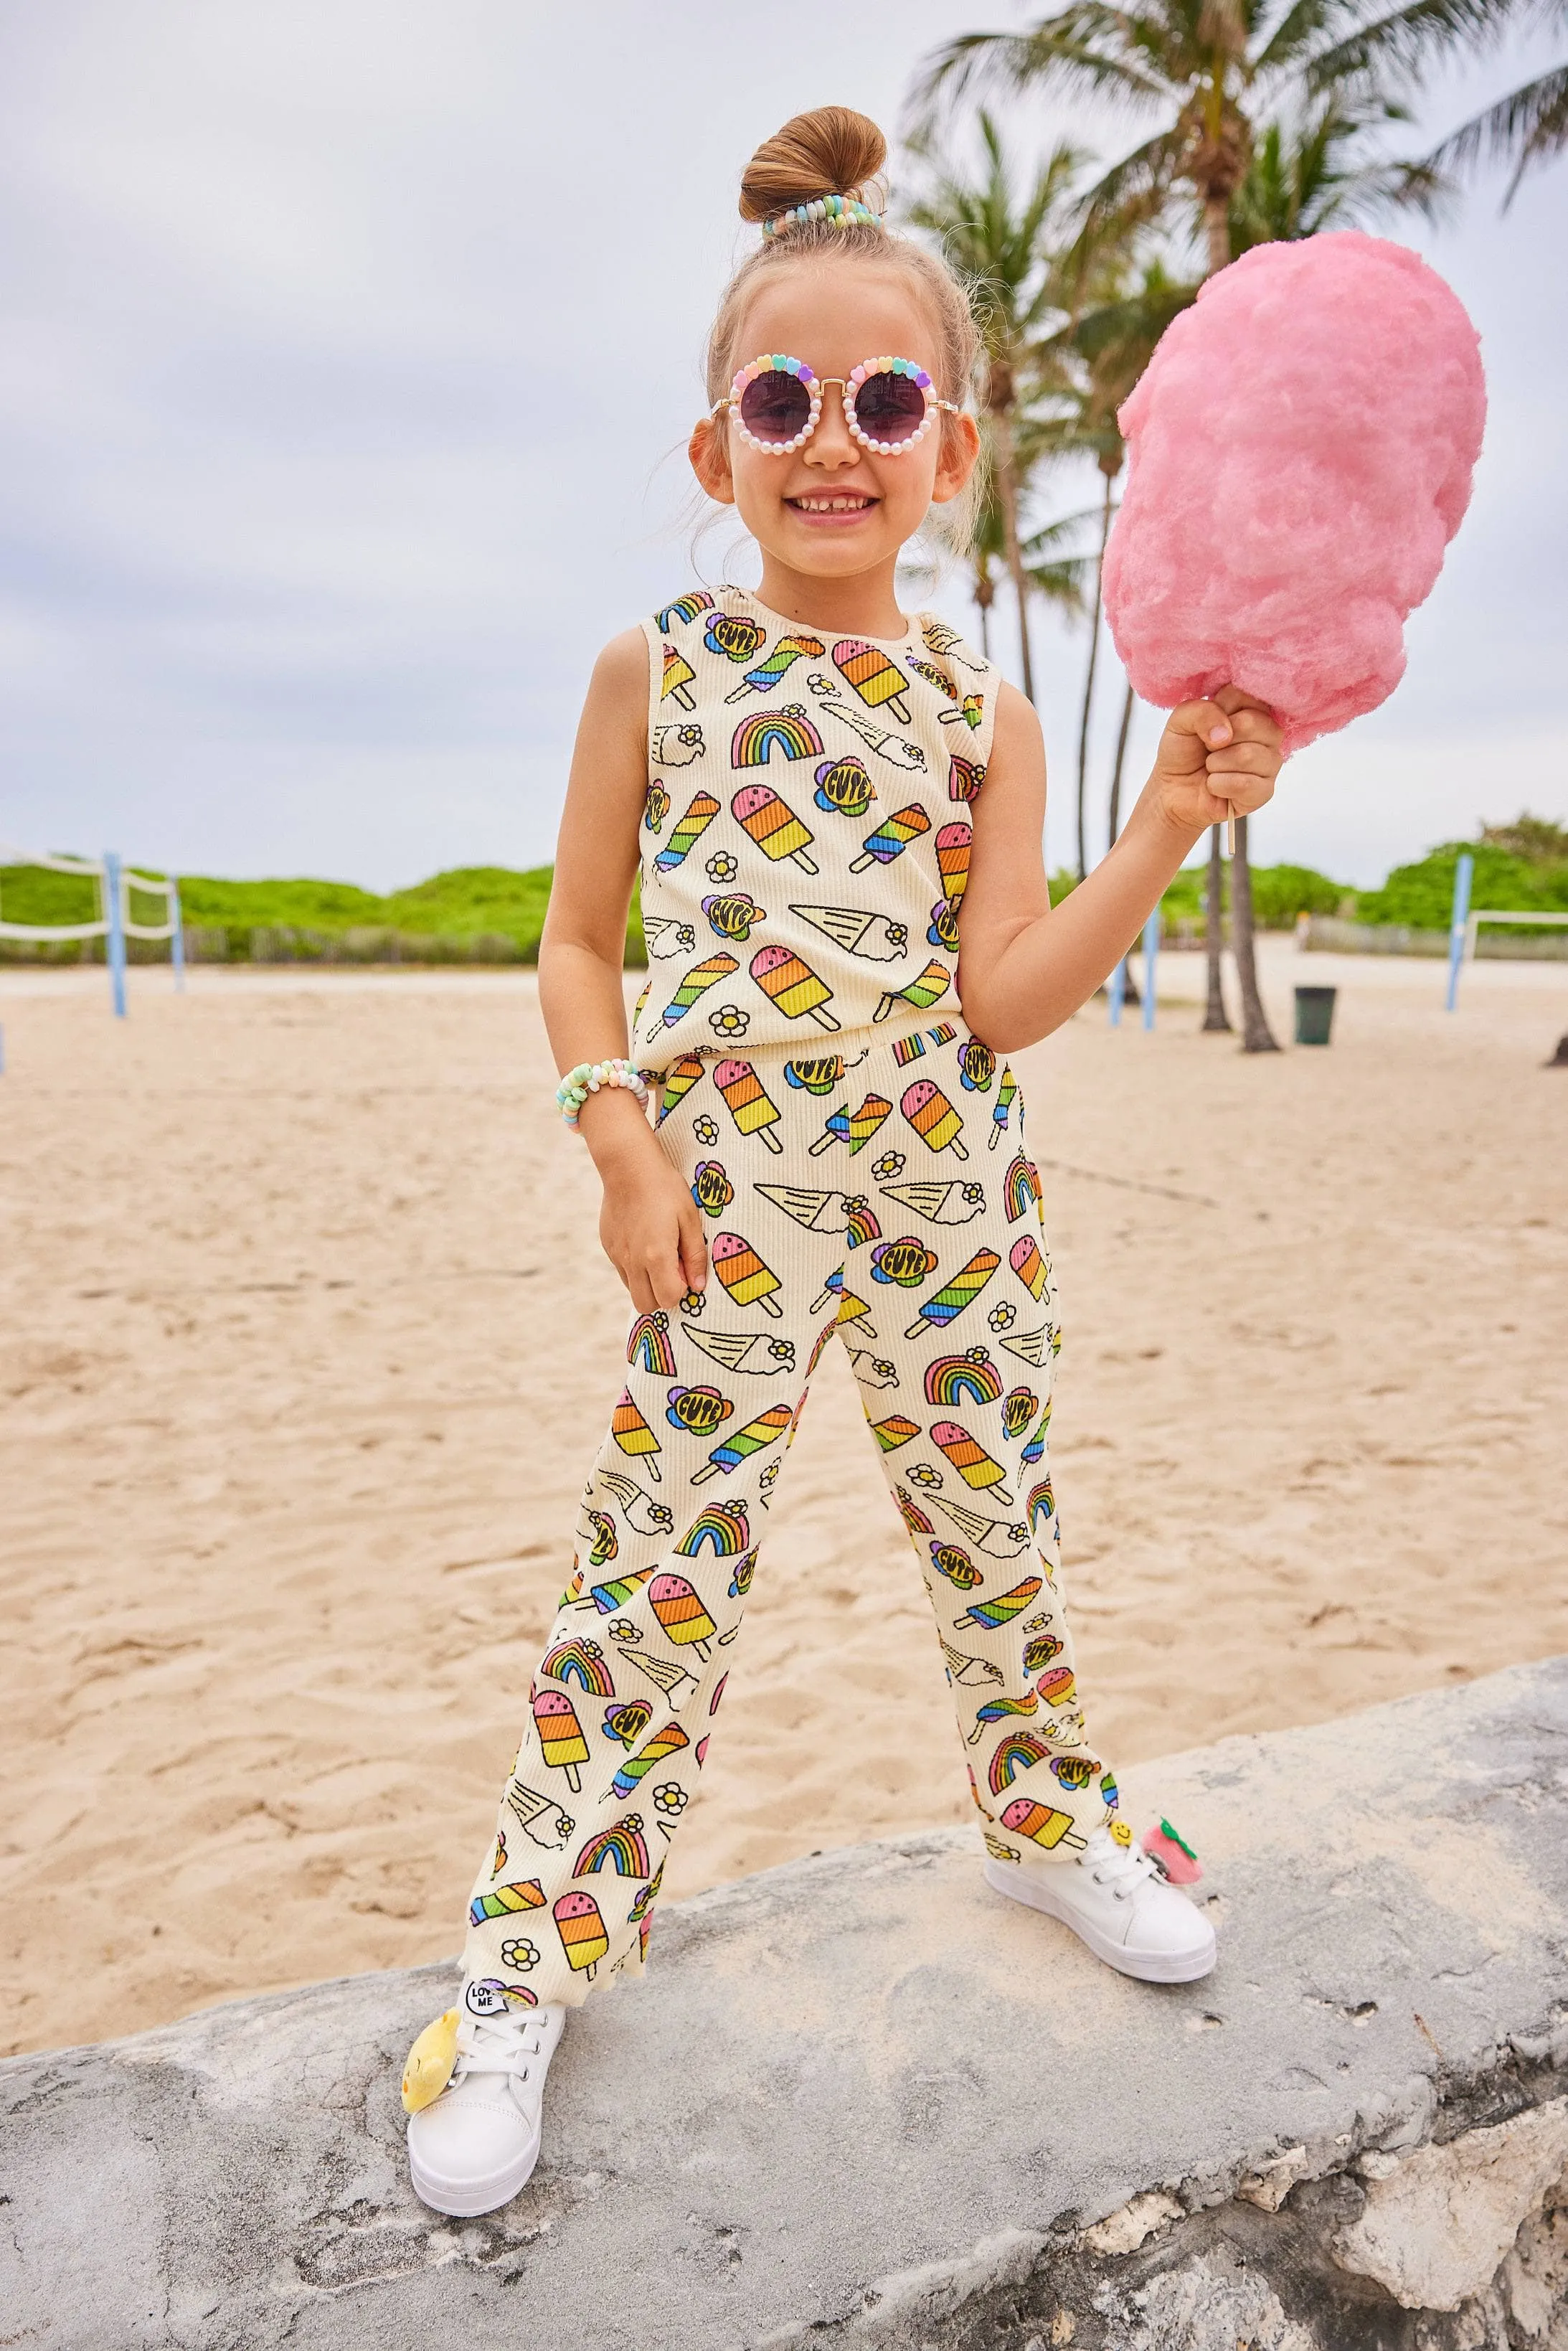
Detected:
left=4, top=1659, right=1567, bottom=2350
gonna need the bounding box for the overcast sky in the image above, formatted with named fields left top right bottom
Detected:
left=0, top=2, right=1563, bottom=890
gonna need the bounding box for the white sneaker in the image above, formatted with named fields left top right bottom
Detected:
left=407, top=1994, right=567, bottom=2216
left=986, top=1824, right=1217, bottom=1983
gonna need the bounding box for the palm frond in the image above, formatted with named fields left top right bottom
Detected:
left=1423, top=61, right=1568, bottom=202
left=912, top=13, right=1174, bottom=122
left=1301, top=0, right=1523, bottom=89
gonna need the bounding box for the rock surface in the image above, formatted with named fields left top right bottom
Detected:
left=4, top=1657, right=1567, bottom=2350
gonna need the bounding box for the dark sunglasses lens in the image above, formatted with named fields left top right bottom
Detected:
left=738, top=371, right=813, bottom=443
left=854, top=372, right=929, bottom=442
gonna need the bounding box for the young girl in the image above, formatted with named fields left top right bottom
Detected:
left=402, top=105, right=1282, bottom=2218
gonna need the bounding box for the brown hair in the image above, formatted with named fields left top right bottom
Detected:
left=704, top=108, right=983, bottom=557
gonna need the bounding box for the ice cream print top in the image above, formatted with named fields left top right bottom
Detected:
left=635, top=589, right=998, bottom=1062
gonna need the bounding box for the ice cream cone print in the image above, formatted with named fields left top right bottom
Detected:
left=833, top=639, right=912, bottom=725
left=611, top=1387, right=663, bottom=1481
left=900, top=1079, right=968, bottom=1159
left=941, top=1641, right=1006, bottom=1687
left=730, top=783, right=818, bottom=872
left=532, top=1689, right=590, bottom=1791
left=648, top=1572, right=717, bottom=1659
left=684, top=1326, right=795, bottom=1377
left=753, top=1183, right=849, bottom=1233
left=790, top=904, right=907, bottom=962
left=921, top=617, right=985, bottom=672
left=749, top=944, right=839, bottom=1030
left=622, top=1650, right=697, bottom=1705
left=712, top=1230, right=783, bottom=1317
left=712, top=1057, right=783, bottom=1154
left=661, top=643, right=697, bottom=710
left=930, top=1492, right=1030, bottom=1556
left=930, top=1418, right=1013, bottom=1502
left=554, top=1890, right=610, bottom=1978
left=877, top=1179, right=986, bottom=1225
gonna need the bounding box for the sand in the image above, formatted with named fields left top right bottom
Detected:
left=4, top=941, right=1565, bottom=2057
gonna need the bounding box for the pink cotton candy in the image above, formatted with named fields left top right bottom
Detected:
left=1102, top=233, right=1486, bottom=758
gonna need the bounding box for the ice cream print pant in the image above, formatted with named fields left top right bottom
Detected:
left=462, top=1024, right=1118, bottom=2010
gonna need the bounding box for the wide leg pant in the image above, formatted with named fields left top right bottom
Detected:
left=462, top=1023, right=1118, bottom=2008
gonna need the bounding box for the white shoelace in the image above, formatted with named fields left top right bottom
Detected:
left=452, top=2007, right=549, bottom=2087
left=1081, top=1826, right=1158, bottom=1900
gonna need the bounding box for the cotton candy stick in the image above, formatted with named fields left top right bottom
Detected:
left=712, top=1056, right=784, bottom=1154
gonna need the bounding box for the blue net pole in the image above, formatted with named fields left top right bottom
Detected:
left=1107, top=957, right=1125, bottom=1027
left=170, top=878, right=186, bottom=992
left=103, top=852, right=127, bottom=1019
left=1142, top=909, right=1159, bottom=1030
left=1445, top=851, right=1473, bottom=1013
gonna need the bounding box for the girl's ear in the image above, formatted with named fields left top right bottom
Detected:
left=930, top=411, right=981, bottom=507
left=689, top=415, right=736, bottom=507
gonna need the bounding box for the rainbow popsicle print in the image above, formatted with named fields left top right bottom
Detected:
left=850, top=802, right=930, bottom=872
left=713, top=1057, right=784, bottom=1154
left=712, top=1230, right=783, bottom=1318
left=833, top=639, right=912, bottom=725
left=532, top=1689, right=590, bottom=1791
left=904, top=1246, right=1001, bottom=1340
left=930, top=1418, right=1013, bottom=1501
left=954, top=1575, right=1043, bottom=1631
left=661, top=951, right=738, bottom=1025
left=553, top=1889, right=609, bottom=1978
left=611, top=1387, right=662, bottom=1481
left=657, top=1054, right=707, bottom=1119
left=999, top=1796, right=1085, bottom=1852
left=689, top=1401, right=794, bottom=1486
left=468, top=1877, right=547, bottom=1927
left=655, top=791, right=721, bottom=872
left=610, top=1718, right=689, bottom=1798
left=808, top=1091, right=892, bottom=1156
left=935, top=821, right=973, bottom=908
left=870, top=1413, right=920, bottom=1453
left=648, top=1572, right=717, bottom=1659
left=988, top=1065, right=1017, bottom=1149
left=874, top=961, right=952, bottom=1024
left=749, top=944, right=839, bottom=1031
left=661, top=642, right=697, bottom=710
left=1009, top=1233, right=1049, bottom=1302
left=731, top=784, right=818, bottom=872
left=901, top=1078, right=968, bottom=1159
left=725, top=632, right=826, bottom=700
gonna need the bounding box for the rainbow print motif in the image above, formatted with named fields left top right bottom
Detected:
left=463, top=980, right=1112, bottom=2011
left=631, top=588, right=997, bottom=1057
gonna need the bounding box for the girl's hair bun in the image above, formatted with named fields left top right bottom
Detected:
left=738, top=107, right=888, bottom=223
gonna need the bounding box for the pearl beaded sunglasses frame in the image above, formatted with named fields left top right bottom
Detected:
left=713, top=353, right=961, bottom=457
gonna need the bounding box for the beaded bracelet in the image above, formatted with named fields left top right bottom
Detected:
left=556, top=1057, right=651, bottom=1132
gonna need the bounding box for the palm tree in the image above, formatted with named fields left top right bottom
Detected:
left=915, top=0, right=1475, bottom=1049
left=1422, top=22, right=1568, bottom=202
left=905, top=117, right=1088, bottom=702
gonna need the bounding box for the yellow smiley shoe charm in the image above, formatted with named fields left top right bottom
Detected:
left=400, top=2008, right=460, bottom=2114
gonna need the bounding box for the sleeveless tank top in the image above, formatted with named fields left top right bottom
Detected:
left=633, top=587, right=999, bottom=1065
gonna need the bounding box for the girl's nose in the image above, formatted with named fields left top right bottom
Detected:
left=803, top=390, right=859, bottom=471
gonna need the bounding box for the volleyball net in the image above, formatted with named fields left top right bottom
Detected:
left=0, top=847, right=184, bottom=1016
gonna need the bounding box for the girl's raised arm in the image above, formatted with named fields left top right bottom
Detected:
left=957, top=679, right=1283, bottom=1054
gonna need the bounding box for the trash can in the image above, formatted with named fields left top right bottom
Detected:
left=1294, top=985, right=1337, bottom=1046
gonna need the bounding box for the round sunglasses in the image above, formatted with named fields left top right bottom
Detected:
left=714, top=353, right=962, bottom=456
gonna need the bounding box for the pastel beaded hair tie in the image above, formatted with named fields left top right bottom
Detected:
left=760, top=187, right=884, bottom=239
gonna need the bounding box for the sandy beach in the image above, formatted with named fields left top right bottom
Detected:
left=3, top=941, right=1565, bottom=2058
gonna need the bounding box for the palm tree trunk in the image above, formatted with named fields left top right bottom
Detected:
left=1106, top=674, right=1135, bottom=845
left=1229, top=813, right=1280, bottom=1052
left=1202, top=824, right=1231, bottom=1032
left=1204, top=196, right=1232, bottom=278
left=1075, top=470, right=1115, bottom=882
left=988, top=409, right=1035, bottom=702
